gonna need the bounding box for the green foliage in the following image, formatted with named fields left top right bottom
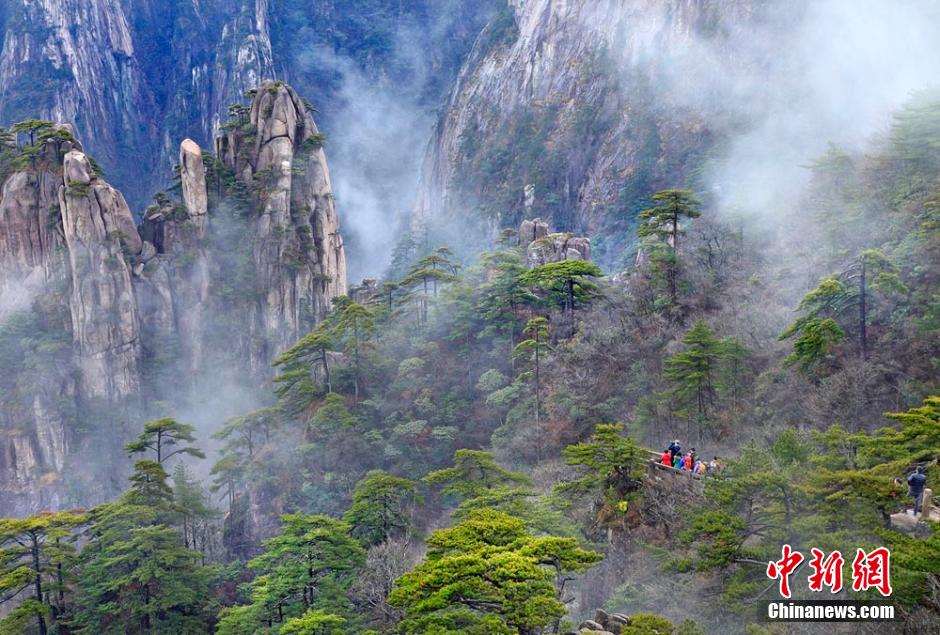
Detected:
left=680, top=397, right=940, bottom=613
left=637, top=189, right=702, bottom=245
left=330, top=301, right=376, bottom=399
left=343, top=470, right=421, bottom=545
left=74, top=524, right=210, bottom=634
left=781, top=249, right=907, bottom=369
left=73, top=461, right=211, bottom=634
left=555, top=423, right=645, bottom=513
left=280, top=609, right=346, bottom=635
left=389, top=509, right=601, bottom=634
left=402, top=248, right=461, bottom=324
left=637, top=189, right=702, bottom=305
left=519, top=259, right=603, bottom=314
left=227, top=514, right=366, bottom=632
left=125, top=417, right=206, bottom=464
left=783, top=317, right=844, bottom=370
left=621, top=613, right=676, bottom=635
left=0, top=511, right=84, bottom=635
left=11, top=119, right=53, bottom=146
left=424, top=450, right=530, bottom=500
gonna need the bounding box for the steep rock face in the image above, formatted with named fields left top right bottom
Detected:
left=0, top=0, right=274, bottom=209
left=0, top=0, right=495, bottom=217
left=413, top=0, right=774, bottom=263
left=0, top=82, right=348, bottom=514
left=60, top=149, right=142, bottom=400
left=216, top=81, right=347, bottom=365
left=0, top=132, right=136, bottom=515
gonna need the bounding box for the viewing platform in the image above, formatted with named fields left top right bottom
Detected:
left=890, top=488, right=938, bottom=534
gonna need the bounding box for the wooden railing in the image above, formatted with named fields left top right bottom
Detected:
left=643, top=450, right=706, bottom=493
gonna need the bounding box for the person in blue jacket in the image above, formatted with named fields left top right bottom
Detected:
left=908, top=466, right=927, bottom=515
left=668, top=440, right=681, bottom=459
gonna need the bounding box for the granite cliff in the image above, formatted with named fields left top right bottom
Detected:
left=413, top=0, right=784, bottom=266
left=0, top=82, right=346, bottom=515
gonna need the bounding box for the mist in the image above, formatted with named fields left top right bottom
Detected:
left=293, top=3, right=498, bottom=282
left=326, top=55, right=431, bottom=282
left=616, top=0, right=940, bottom=218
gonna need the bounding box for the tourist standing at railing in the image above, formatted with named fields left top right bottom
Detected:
left=660, top=449, right=672, bottom=467
left=668, top=439, right=681, bottom=459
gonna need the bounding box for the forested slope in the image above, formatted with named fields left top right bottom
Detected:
left=3, top=90, right=938, bottom=634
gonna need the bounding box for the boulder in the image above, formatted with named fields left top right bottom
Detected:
left=63, top=150, right=92, bottom=185
left=579, top=620, right=606, bottom=631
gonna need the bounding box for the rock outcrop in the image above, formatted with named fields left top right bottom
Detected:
left=519, top=218, right=591, bottom=267
left=0, top=0, right=492, bottom=217
left=0, top=82, right=347, bottom=515
left=217, top=81, right=347, bottom=365
left=60, top=149, right=143, bottom=401
left=567, top=609, right=634, bottom=635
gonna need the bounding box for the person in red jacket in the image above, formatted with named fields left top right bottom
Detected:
left=660, top=449, right=672, bottom=466
left=683, top=453, right=693, bottom=471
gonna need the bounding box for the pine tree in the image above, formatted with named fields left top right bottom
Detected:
left=73, top=461, right=210, bottom=634
left=519, top=259, right=603, bottom=315
left=663, top=321, right=724, bottom=440
left=389, top=509, right=601, bottom=634
left=172, top=464, right=218, bottom=558
left=331, top=301, right=376, bottom=401
left=555, top=423, right=646, bottom=501
left=274, top=326, right=335, bottom=396
left=219, top=514, right=365, bottom=632
left=781, top=249, right=907, bottom=368
left=513, top=317, right=551, bottom=459
left=125, top=417, right=206, bottom=464
left=11, top=119, right=54, bottom=148
left=423, top=450, right=531, bottom=500
left=478, top=250, right=534, bottom=358
left=401, top=247, right=460, bottom=324
left=0, top=511, right=84, bottom=635
left=343, top=471, right=421, bottom=546
left=637, top=189, right=702, bottom=304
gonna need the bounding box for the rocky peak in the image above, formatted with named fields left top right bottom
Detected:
left=0, top=81, right=348, bottom=515
left=217, top=80, right=347, bottom=362
left=179, top=138, right=208, bottom=236
left=59, top=149, right=142, bottom=400
left=414, top=0, right=769, bottom=267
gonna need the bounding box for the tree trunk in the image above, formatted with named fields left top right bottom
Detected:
left=321, top=348, right=332, bottom=393
left=31, top=537, right=47, bottom=635
left=534, top=338, right=542, bottom=463
left=859, top=260, right=868, bottom=360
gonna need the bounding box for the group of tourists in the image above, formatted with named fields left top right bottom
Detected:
left=659, top=440, right=721, bottom=476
